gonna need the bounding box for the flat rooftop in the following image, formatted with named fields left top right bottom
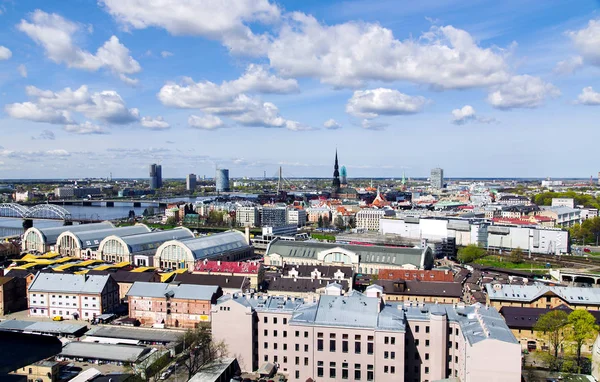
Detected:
left=85, top=326, right=182, bottom=343
left=60, top=342, right=151, bottom=363
left=0, top=319, right=87, bottom=336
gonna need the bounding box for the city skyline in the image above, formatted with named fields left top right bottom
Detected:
left=1, top=0, right=600, bottom=179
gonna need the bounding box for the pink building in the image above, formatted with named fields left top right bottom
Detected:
left=212, top=290, right=521, bottom=382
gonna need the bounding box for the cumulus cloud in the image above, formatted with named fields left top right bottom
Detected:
left=577, top=87, right=600, bottom=105
left=31, top=130, right=56, bottom=140
left=451, top=105, right=497, bottom=125
left=46, top=149, right=70, bottom=156
left=18, top=10, right=140, bottom=84
left=487, top=75, right=560, bottom=110
left=555, top=56, right=583, bottom=74
left=346, top=88, right=428, bottom=118
left=5, top=102, right=72, bottom=124
left=268, top=15, right=511, bottom=89
left=567, top=19, right=600, bottom=67
left=359, top=119, right=389, bottom=131
left=141, top=116, right=170, bottom=129
left=323, top=119, right=341, bottom=130
left=100, top=0, right=280, bottom=56
left=188, top=114, right=225, bottom=130
left=0, top=46, right=11, bottom=60
left=17, top=64, right=27, bottom=78
left=160, top=51, right=173, bottom=58
left=64, top=121, right=107, bottom=134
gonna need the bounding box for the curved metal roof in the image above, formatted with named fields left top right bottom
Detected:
left=120, top=228, right=194, bottom=253
left=173, top=231, right=249, bottom=260
left=30, top=222, right=114, bottom=244
left=64, top=224, right=152, bottom=249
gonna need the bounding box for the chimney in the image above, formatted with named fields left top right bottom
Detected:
left=217, top=260, right=221, bottom=266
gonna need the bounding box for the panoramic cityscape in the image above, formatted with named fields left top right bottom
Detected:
left=1, top=1, right=600, bottom=382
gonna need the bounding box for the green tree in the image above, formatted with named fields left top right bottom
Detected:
left=318, top=215, right=323, bottom=228
left=334, top=215, right=345, bottom=230
left=178, top=327, right=228, bottom=380
left=534, top=310, right=569, bottom=365
left=582, top=217, right=600, bottom=246
left=165, top=216, right=177, bottom=226
left=567, top=309, right=599, bottom=373
left=457, top=244, right=485, bottom=263
left=509, top=247, right=524, bottom=264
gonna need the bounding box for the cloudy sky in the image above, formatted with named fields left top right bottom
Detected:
left=0, top=0, right=599, bottom=179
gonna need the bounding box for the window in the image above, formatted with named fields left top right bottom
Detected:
left=342, top=369, right=348, bottom=379
left=318, top=332, right=323, bottom=338
left=455, top=342, right=458, bottom=350
left=342, top=340, right=348, bottom=353
left=283, top=356, right=287, bottom=364
left=355, top=370, right=362, bottom=380
left=304, top=357, right=309, bottom=366
left=368, top=335, right=374, bottom=341
left=384, top=366, right=389, bottom=373
left=304, top=331, right=308, bottom=338
left=330, top=333, right=336, bottom=338
left=367, top=342, right=373, bottom=355
left=391, top=337, right=395, bottom=345
left=274, top=343, right=278, bottom=350
left=355, top=334, right=361, bottom=340
left=385, top=336, right=389, bottom=344
left=283, top=318, right=287, bottom=324
left=304, top=344, right=309, bottom=352
left=367, top=365, right=374, bottom=381
left=264, top=342, right=268, bottom=349
left=330, top=340, right=336, bottom=352
left=264, top=329, right=268, bottom=336
left=317, top=339, right=323, bottom=351
left=425, top=367, right=429, bottom=374
left=274, top=355, right=278, bottom=363
left=390, top=366, right=395, bottom=374
left=295, top=344, right=299, bottom=351
left=415, top=325, right=420, bottom=333
left=283, top=331, right=287, bottom=338
left=295, top=371, right=299, bottom=379
left=317, top=361, right=324, bottom=377
left=415, top=339, right=420, bottom=346
left=295, top=357, right=299, bottom=365
left=29, top=368, right=32, bottom=374
left=384, top=351, right=389, bottom=359
left=425, top=353, right=429, bottom=360
left=295, top=330, right=299, bottom=337
left=455, top=328, right=459, bottom=336
left=426, top=339, right=430, bottom=347
left=274, top=330, right=278, bottom=337
left=391, top=351, right=395, bottom=359
left=264, top=317, right=268, bottom=323
left=455, top=356, right=458, bottom=363
left=355, top=341, right=361, bottom=354
left=274, top=317, right=278, bottom=324
left=330, top=362, right=336, bottom=378
left=426, top=326, right=430, bottom=333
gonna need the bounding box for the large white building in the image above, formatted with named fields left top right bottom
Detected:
left=287, top=208, right=307, bottom=227
left=236, top=206, right=261, bottom=227
left=357, top=209, right=386, bottom=231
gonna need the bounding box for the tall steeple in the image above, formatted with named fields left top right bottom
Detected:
left=332, top=149, right=341, bottom=191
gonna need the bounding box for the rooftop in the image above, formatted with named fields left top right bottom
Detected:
left=193, top=260, right=261, bottom=274
left=31, top=222, right=114, bottom=244
left=29, top=272, right=112, bottom=294
left=485, top=283, right=600, bottom=305
left=0, top=319, right=87, bottom=335
left=60, top=341, right=151, bottom=362
left=175, top=231, right=251, bottom=261
left=373, top=280, right=463, bottom=298
left=85, top=326, right=182, bottom=343
left=118, top=228, right=194, bottom=253
left=61, top=224, right=151, bottom=249
left=126, top=281, right=220, bottom=300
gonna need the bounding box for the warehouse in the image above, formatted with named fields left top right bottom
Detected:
left=97, top=228, right=194, bottom=265
left=58, top=342, right=151, bottom=364
left=22, top=222, right=114, bottom=253
left=153, top=231, right=253, bottom=271
left=55, top=224, right=151, bottom=259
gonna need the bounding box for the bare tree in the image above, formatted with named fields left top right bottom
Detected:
left=178, top=327, right=228, bottom=380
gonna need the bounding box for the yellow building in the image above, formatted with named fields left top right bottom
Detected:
left=11, top=360, right=59, bottom=382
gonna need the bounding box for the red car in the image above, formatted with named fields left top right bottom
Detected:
left=584, top=248, right=592, bottom=253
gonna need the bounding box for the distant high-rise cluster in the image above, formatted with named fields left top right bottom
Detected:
left=186, top=173, right=197, bottom=191
left=340, top=165, right=347, bottom=185
left=149, top=163, right=162, bottom=189
left=216, top=169, right=230, bottom=192
left=430, top=167, right=444, bottom=190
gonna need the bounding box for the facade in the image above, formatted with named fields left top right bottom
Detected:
left=193, top=259, right=263, bottom=289
left=55, top=224, right=151, bottom=258
left=356, top=209, right=386, bottom=231
left=265, top=239, right=434, bottom=274
left=262, top=206, right=288, bottom=227
left=149, top=163, right=163, bottom=189
left=55, top=187, right=102, bottom=199
left=174, top=273, right=251, bottom=294
left=236, top=206, right=261, bottom=227
left=485, top=283, right=600, bottom=310
left=370, top=281, right=462, bottom=304
left=22, top=222, right=114, bottom=253
left=551, top=198, right=575, bottom=208
left=378, top=269, right=454, bottom=282
left=430, top=168, right=444, bottom=190
left=539, top=206, right=582, bottom=227
left=88, top=269, right=162, bottom=301
left=211, top=292, right=521, bottom=381
left=127, top=282, right=222, bottom=328
left=0, top=276, right=27, bottom=315
left=287, top=208, right=307, bottom=227
left=186, top=173, right=197, bottom=191
left=216, top=169, right=230, bottom=192
left=28, top=273, right=120, bottom=320
left=153, top=230, right=254, bottom=271
left=97, top=227, right=194, bottom=265
left=11, top=360, right=60, bottom=382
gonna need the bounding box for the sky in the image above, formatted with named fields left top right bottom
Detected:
left=0, top=0, right=600, bottom=180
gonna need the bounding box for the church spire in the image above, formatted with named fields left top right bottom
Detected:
left=332, top=149, right=341, bottom=191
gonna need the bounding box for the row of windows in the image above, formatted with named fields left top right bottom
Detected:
left=316, top=362, right=374, bottom=381
left=317, top=339, right=374, bottom=354
left=263, top=316, right=288, bottom=324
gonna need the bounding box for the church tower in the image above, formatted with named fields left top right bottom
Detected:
left=332, top=149, right=341, bottom=192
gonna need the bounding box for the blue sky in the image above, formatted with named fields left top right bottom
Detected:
left=0, top=0, right=599, bottom=179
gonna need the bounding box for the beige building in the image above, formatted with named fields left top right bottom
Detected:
left=0, top=275, right=27, bottom=315
left=356, top=208, right=386, bottom=231
left=212, top=291, right=521, bottom=382
left=11, top=360, right=60, bottom=382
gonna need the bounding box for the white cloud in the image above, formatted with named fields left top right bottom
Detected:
left=577, top=87, right=600, bottom=105
left=31, top=130, right=56, bottom=140
left=323, top=119, right=341, bottom=130
left=5, top=102, right=72, bottom=124
left=346, top=88, right=428, bottom=118
left=555, top=56, right=583, bottom=74
left=487, top=75, right=560, bottom=110
left=268, top=14, right=510, bottom=89
left=18, top=10, right=140, bottom=83
left=567, top=19, right=600, bottom=67
left=141, top=116, right=170, bottom=129
left=360, top=119, right=389, bottom=131
left=0, top=46, right=11, bottom=60
left=46, top=149, right=70, bottom=156
left=451, top=105, right=476, bottom=124
left=64, top=121, right=107, bottom=134
left=17, top=64, right=27, bottom=78
left=100, top=0, right=280, bottom=56
left=160, top=51, right=173, bottom=58
left=188, top=114, right=225, bottom=130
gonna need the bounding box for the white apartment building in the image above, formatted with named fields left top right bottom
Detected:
left=551, top=198, right=575, bottom=209
left=236, top=206, right=261, bottom=227
left=28, top=273, right=119, bottom=320
left=356, top=209, right=386, bottom=231
left=287, top=209, right=307, bottom=227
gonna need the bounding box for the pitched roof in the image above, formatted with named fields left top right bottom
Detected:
left=267, top=278, right=349, bottom=293
left=282, top=264, right=353, bottom=279
left=87, top=270, right=160, bottom=283
left=0, top=276, right=14, bottom=286
left=65, top=225, right=151, bottom=249
left=126, top=282, right=219, bottom=300
left=485, top=283, right=600, bottom=305
left=374, top=280, right=463, bottom=298
left=4, top=269, right=34, bottom=279
left=32, top=222, right=114, bottom=244
left=29, top=272, right=111, bottom=294
left=119, top=228, right=194, bottom=253
left=499, top=305, right=600, bottom=329
left=174, top=273, right=249, bottom=290
left=378, top=269, right=454, bottom=282
left=175, top=231, right=250, bottom=260
left=193, top=260, right=260, bottom=274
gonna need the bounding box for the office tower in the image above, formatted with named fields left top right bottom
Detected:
left=186, top=173, right=197, bottom=191
left=431, top=168, right=444, bottom=190
left=340, top=165, right=347, bottom=185
left=149, top=163, right=162, bottom=189
left=216, top=169, right=230, bottom=192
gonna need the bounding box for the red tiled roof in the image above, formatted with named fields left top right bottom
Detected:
left=378, top=269, right=454, bottom=282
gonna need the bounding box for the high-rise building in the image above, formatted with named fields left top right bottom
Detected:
left=261, top=206, right=287, bottom=227
left=149, top=163, right=162, bottom=189
left=430, top=168, right=444, bottom=190
left=340, top=165, right=347, bottom=185
left=186, top=173, right=197, bottom=191
left=216, top=169, right=230, bottom=192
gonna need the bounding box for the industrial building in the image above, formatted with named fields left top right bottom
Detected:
left=211, top=291, right=521, bottom=381
left=153, top=230, right=253, bottom=271
left=55, top=224, right=151, bottom=258
left=265, top=239, right=434, bottom=274
left=216, top=169, right=230, bottom=192
left=149, top=163, right=162, bottom=189
left=97, top=227, right=194, bottom=265
left=22, top=222, right=114, bottom=253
